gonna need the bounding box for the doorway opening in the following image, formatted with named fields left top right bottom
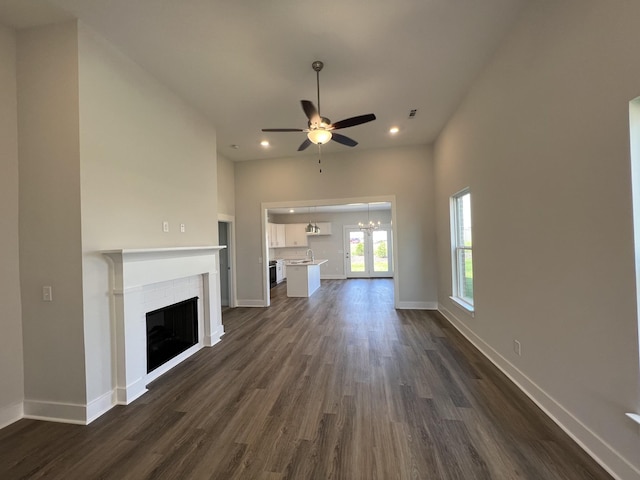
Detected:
left=261, top=196, right=398, bottom=308
left=218, top=217, right=236, bottom=309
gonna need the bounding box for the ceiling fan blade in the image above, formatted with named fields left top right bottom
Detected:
left=331, top=132, right=358, bottom=147
left=330, top=113, right=376, bottom=130
left=297, top=138, right=312, bottom=151
left=262, top=128, right=304, bottom=132
left=301, top=100, right=320, bottom=123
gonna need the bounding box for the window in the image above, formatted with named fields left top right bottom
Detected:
left=451, top=188, right=474, bottom=311
left=628, top=98, right=640, bottom=426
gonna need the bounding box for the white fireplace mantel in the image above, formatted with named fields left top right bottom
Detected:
left=103, top=246, right=226, bottom=405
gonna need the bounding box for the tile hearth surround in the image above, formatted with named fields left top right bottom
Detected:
left=103, top=246, right=226, bottom=407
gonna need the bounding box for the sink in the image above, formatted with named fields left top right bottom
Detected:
left=289, top=259, right=313, bottom=264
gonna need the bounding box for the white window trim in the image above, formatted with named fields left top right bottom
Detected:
left=450, top=295, right=475, bottom=316
left=450, top=188, right=475, bottom=314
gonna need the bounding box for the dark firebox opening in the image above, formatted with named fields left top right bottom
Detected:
left=146, top=297, right=198, bottom=373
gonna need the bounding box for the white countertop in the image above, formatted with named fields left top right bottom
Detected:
left=284, top=259, right=328, bottom=266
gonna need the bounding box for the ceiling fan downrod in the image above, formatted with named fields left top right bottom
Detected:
left=312, top=60, right=324, bottom=118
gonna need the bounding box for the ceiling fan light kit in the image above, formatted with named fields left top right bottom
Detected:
left=262, top=60, right=376, bottom=152
left=307, top=129, right=332, bottom=145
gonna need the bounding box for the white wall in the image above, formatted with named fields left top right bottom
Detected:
left=17, top=21, right=87, bottom=416
left=434, top=1, right=640, bottom=478
left=77, top=23, right=219, bottom=415
left=0, top=25, right=24, bottom=428
left=234, top=145, right=436, bottom=307
left=217, top=152, right=235, bottom=217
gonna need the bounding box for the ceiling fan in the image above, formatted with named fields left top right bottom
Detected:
left=262, top=60, right=376, bottom=152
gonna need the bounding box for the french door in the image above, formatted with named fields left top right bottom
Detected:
left=345, top=226, right=393, bottom=278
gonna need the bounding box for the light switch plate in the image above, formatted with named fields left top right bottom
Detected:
left=42, top=286, right=53, bottom=302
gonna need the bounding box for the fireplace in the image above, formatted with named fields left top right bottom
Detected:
left=146, top=297, right=199, bottom=373
left=103, top=246, right=226, bottom=405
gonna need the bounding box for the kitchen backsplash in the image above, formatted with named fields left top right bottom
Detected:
left=269, top=247, right=310, bottom=260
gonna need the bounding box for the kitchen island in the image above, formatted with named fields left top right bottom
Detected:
left=285, top=259, right=328, bottom=297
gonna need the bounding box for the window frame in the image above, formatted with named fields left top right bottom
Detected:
left=450, top=188, right=474, bottom=313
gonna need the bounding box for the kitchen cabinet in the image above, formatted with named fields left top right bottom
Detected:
left=305, top=222, right=332, bottom=236
left=285, top=223, right=308, bottom=247
left=276, top=259, right=285, bottom=284
left=286, top=259, right=328, bottom=297
left=268, top=223, right=286, bottom=248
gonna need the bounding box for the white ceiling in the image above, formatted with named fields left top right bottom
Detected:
left=0, top=0, right=528, bottom=162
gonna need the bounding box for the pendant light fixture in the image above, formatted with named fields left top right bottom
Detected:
left=305, top=206, right=321, bottom=234
left=305, top=206, right=314, bottom=233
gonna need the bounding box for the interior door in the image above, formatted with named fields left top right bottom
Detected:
left=345, top=226, right=393, bottom=278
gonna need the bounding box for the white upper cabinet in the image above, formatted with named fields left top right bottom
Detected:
left=305, top=222, right=332, bottom=236
left=268, top=223, right=286, bottom=248
left=269, top=222, right=331, bottom=248
left=285, top=224, right=308, bottom=247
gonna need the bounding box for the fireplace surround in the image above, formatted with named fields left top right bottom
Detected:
left=103, top=246, right=226, bottom=404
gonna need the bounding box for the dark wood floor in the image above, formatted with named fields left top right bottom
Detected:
left=0, top=279, right=612, bottom=479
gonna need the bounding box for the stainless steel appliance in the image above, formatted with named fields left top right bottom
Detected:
left=268, top=260, right=277, bottom=288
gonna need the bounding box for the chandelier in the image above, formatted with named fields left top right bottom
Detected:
left=359, top=203, right=380, bottom=235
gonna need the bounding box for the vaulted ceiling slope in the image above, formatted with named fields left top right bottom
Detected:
left=0, top=0, right=528, bottom=161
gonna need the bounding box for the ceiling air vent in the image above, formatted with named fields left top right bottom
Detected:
left=408, top=109, right=418, bottom=119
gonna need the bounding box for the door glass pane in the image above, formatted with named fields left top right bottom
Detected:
left=349, top=231, right=365, bottom=272
left=372, top=230, right=389, bottom=272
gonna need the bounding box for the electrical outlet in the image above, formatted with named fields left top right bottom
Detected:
left=513, top=339, right=521, bottom=356
left=162, top=221, right=169, bottom=232
left=180, top=223, right=185, bottom=233
left=42, top=286, right=53, bottom=302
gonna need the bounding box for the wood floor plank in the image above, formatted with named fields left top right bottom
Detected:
left=0, top=279, right=614, bottom=480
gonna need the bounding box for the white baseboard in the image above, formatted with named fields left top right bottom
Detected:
left=321, top=274, right=346, bottom=280
left=23, top=399, right=88, bottom=425
left=86, top=390, right=116, bottom=424
left=115, top=378, right=148, bottom=405
left=236, top=299, right=266, bottom=307
left=13, top=327, right=230, bottom=429
left=204, top=325, right=225, bottom=346
left=0, top=401, right=23, bottom=429
left=396, top=301, right=438, bottom=310
left=437, top=305, right=640, bottom=480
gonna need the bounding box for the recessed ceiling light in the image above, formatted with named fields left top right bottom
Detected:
left=389, top=127, right=399, bottom=134
left=260, top=140, right=270, bottom=147
left=289, top=209, right=295, bottom=213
